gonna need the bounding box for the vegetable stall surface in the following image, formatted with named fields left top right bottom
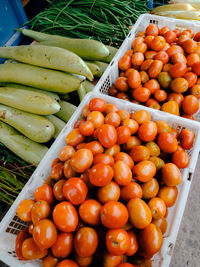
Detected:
left=108, top=23, right=200, bottom=119
left=13, top=97, right=196, bottom=266
left=24, top=0, right=149, bottom=47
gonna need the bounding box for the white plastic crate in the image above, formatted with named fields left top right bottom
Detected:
left=0, top=92, right=200, bottom=267
left=94, top=13, right=200, bottom=121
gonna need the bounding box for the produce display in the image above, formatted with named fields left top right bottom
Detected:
left=25, top=0, right=149, bottom=47
left=14, top=97, right=195, bottom=266
left=108, top=23, right=200, bottom=119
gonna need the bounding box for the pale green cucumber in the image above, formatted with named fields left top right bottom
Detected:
left=45, top=115, right=65, bottom=138
left=82, top=80, right=95, bottom=93
left=94, top=61, right=109, bottom=78
left=0, top=121, right=48, bottom=165
left=0, top=104, right=55, bottom=143
left=55, top=101, right=76, bottom=123
left=19, top=29, right=110, bottom=60
left=0, top=83, right=60, bottom=102
left=0, top=45, right=93, bottom=81
left=0, top=63, right=81, bottom=93
left=85, top=61, right=100, bottom=75
left=102, top=45, right=118, bottom=63
left=0, top=87, right=60, bottom=115
left=77, top=84, right=86, bottom=102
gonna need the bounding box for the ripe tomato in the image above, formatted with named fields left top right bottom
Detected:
left=105, top=144, right=120, bottom=156
left=93, top=153, right=114, bottom=166
left=132, top=160, right=156, bottom=182
left=126, top=230, right=139, bottom=256
left=116, top=92, right=129, bottom=100
left=140, top=71, right=149, bottom=83
left=146, top=98, right=160, bottom=110
left=105, top=104, right=119, bottom=114
left=172, top=150, right=189, bottom=168
left=169, top=63, right=187, bottom=78
left=82, top=104, right=90, bottom=118
left=145, top=142, right=160, bottom=157
left=132, top=87, right=150, bottom=102
left=58, top=259, right=78, bottom=267
left=179, top=129, right=195, bottom=150
left=70, top=149, right=93, bottom=173
left=116, top=126, right=131, bottom=145
left=74, top=254, right=93, bottom=267
left=127, top=198, right=152, bottom=229
left=35, top=184, right=54, bottom=205
left=22, top=237, right=48, bottom=260
left=59, top=146, right=75, bottom=162
left=53, top=201, right=78, bottom=232
left=118, top=55, right=132, bottom=71
left=153, top=89, right=167, bottom=103
left=158, top=186, right=178, bottom=207
left=98, top=124, right=117, bottom=148
left=141, top=59, right=154, bottom=70
left=132, top=52, right=144, bottom=67
left=127, top=69, right=141, bottom=89
left=32, top=219, right=57, bottom=249
left=167, top=93, right=184, bottom=107
left=118, top=110, right=130, bottom=120
left=121, top=118, right=139, bottom=135
left=183, top=39, right=197, bottom=54
left=148, top=197, right=166, bottom=219
left=113, top=160, right=132, bottom=186
left=162, top=163, right=181, bottom=186
left=15, top=228, right=30, bottom=260
left=114, top=152, right=134, bottom=169
left=190, top=84, right=200, bottom=99
left=63, top=177, right=88, bottom=205
left=166, top=45, right=183, bottom=57
left=115, top=77, right=129, bottom=92
left=109, top=85, right=118, bottom=97
left=74, top=227, right=98, bottom=257
left=79, top=121, right=95, bottom=136
left=66, top=129, right=85, bottom=146
left=133, top=43, right=147, bottom=53
left=51, top=162, right=64, bottom=180
left=132, top=37, right=144, bottom=48
left=141, top=178, right=159, bottom=199
left=89, top=98, right=107, bottom=112
left=89, top=163, right=114, bottom=187
left=79, top=199, right=101, bottom=226
left=117, top=264, right=135, bottom=267
left=120, top=182, right=142, bottom=202
left=101, top=201, right=128, bottom=229
left=17, top=199, right=35, bottom=222
left=31, top=200, right=51, bottom=224
left=171, top=53, right=186, bottom=64
left=105, top=112, right=121, bottom=128
left=148, top=60, right=163, bottom=78
left=124, top=136, right=142, bottom=151
left=149, top=156, right=165, bottom=170
left=85, top=141, right=104, bottom=156
left=145, top=24, right=159, bottom=36
left=164, top=30, right=176, bottom=43
left=131, top=110, right=151, bottom=124
left=42, top=254, right=59, bottom=267
left=53, top=179, right=66, bottom=202
left=157, top=132, right=178, bottom=154
left=51, top=232, right=73, bottom=258
left=158, top=71, right=172, bottom=89
left=150, top=36, right=166, bottom=51
left=63, top=160, right=77, bottom=179
left=139, top=224, right=163, bottom=256
left=138, top=121, right=157, bottom=142
left=87, top=111, right=105, bottom=129
left=103, top=252, right=122, bottom=267
left=171, top=78, right=188, bottom=93
left=161, top=100, right=180, bottom=116
left=130, top=145, right=150, bottom=162
left=187, top=53, right=200, bottom=67
left=182, top=95, right=199, bottom=115
left=159, top=26, right=170, bottom=35
left=97, top=181, right=120, bottom=204
left=152, top=217, right=168, bottom=234
left=106, top=228, right=130, bottom=255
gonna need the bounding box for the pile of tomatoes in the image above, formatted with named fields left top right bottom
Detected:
left=109, top=24, right=200, bottom=119
left=15, top=97, right=195, bottom=267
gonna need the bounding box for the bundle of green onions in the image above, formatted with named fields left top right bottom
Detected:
left=27, top=0, right=149, bottom=47
left=0, top=144, right=35, bottom=205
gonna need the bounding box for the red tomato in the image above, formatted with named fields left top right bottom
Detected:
left=98, top=124, right=117, bottom=148
left=89, top=98, right=107, bottom=112
left=70, top=149, right=93, bottom=173
left=89, top=163, right=114, bottom=187
left=51, top=232, right=73, bottom=258
left=15, top=228, right=30, bottom=260
left=97, top=181, right=120, bottom=204
left=106, top=228, right=130, bottom=255
left=22, top=237, right=48, bottom=260
left=34, top=184, right=54, bottom=205
left=79, top=199, right=102, bottom=226
left=126, top=230, right=139, bottom=256
left=58, top=259, right=78, bottom=267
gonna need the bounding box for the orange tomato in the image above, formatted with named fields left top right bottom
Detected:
left=131, top=110, right=151, bottom=124
left=154, top=89, right=167, bottom=102
left=74, top=227, right=98, bottom=257
left=148, top=197, right=166, bottom=219
left=145, top=141, right=160, bottom=157
left=167, top=93, right=184, bottom=108
left=127, top=198, right=152, bottom=229
left=70, top=149, right=93, bottom=173
left=79, top=199, right=101, bottom=226
left=179, top=129, right=195, bottom=150
left=133, top=43, right=148, bottom=53
left=109, top=86, right=118, bottom=97
left=149, top=156, right=165, bottom=170
left=129, top=145, right=150, bottom=162
left=157, top=132, right=178, bottom=154
left=159, top=26, right=170, bottom=35
left=169, top=63, right=187, bottom=78
left=82, top=104, right=90, bottom=118
left=121, top=118, right=139, bottom=135
left=97, top=181, right=120, bottom=204
left=124, top=136, right=142, bottom=151
left=182, top=95, right=199, bottom=115
left=87, top=111, right=104, bottom=129
left=141, top=178, right=159, bottom=199
left=53, top=201, right=79, bottom=232
left=42, top=254, right=59, bottom=267
left=89, top=98, right=107, bottom=113
left=74, top=254, right=93, bottom=267
left=155, top=51, right=169, bottom=64
left=158, top=186, right=178, bottom=207
left=132, top=87, right=150, bottom=102
left=63, top=160, right=77, bottom=179
left=132, top=37, right=144, bottom=49
left=171, top=53, right=186, bottom=64
left=101, top=200, right=128, bottom=229
left=140, top=71, right=149, bottom=83
left=146, top=98, right=160, bottom=110
left=171, top=78, right=188, bottom=93
left=89, top=163, right=114, bottom=187
left=22, top=237, right=48, bottom=260
left=106, top=228, right=130, bottom=255
left=116, top=126, right=131, bottom=145
left=84, top=141, right=104, bottom=156
left=120, top=182, right=142, bottom=202
left=148, top=60, right=163, bottom=78
left=132, top=160, right=156, bottom=182
left=150, top=36, right=166, bottom=51
left=113, top=160, right=132, bottom=186
left=126, top=230, right=139, bottom=256
left=51, top=232, right=73, bottom=258
left=172, top=150, right=189, bottom=168
left=105, top=112, right=121, bottom=128
left=31, top=200, right=51, bottom=224
left=138, top=121, right=157, bottom=142
left=114, top=152, right=134, bottom=169
left=128, top=69, right=141, bottom=89
left=15, top=228, right=30, bottom=260
left=53, top=179, right=66, bottom=202
left=144, top=79, right=160, bottom=94
left=66, top=129, right=85, bottom=146
left=145, top=24, right=159, bottom=36
left=118, top=55, right=132, bottom=71
left=58, top=259, right=78, bottom=267
left=161, top=100, right=180, bottom=116
left=103, top=252, right=122, bottom=267
left=115, top=77, right=129, bottom=92
left=17, top=199, right=35, bottom=222
left=105, top=104, right=119, bottom=114
left=166, top=45, right=183, bottom=57
left=35, top=184, right=54, bottom=205
left=183, top=39, right=197, bottom=54
left=164, top=30, right=176, bottom=43
left=190, top=84, right=200, bottom=98
left=98, top=124, right=117, bottom=148
left=79, top=121, right=95, bottom=136
left=144, top=35, right=155, bottom=47
left=132, top=52, right=144, bottom=67
left=93, top=153, right=114, bottom=166
left=152, top=217, right=168, bottom=234
left=145, top=51, right=157, bottom=60
left=51, top=162, right=64, bottom=180
left=105, top=144, right=120, bottom=156
left=59, top=145, right=75, bottom=162
left=187, top=53, right=200, bottom=67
